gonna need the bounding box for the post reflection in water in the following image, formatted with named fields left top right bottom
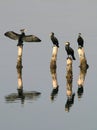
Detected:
left=77, top=47, right=89, bottom=99
left=5, top=45, right=41, bottom=104
left=50, top=46, right=59, bottom=101
left=65, top=57, right=75, bottom=112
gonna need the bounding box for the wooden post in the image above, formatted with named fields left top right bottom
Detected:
left=50, top=60, right=58, bottom=89
left=65, top=57, right=75, bottom=112
left=77, top=47, right=88, bottom=70
left=77, top=47, right=88, bottom=98
left=50, top=46, right=58, bottom=88
left=16, top=45, right=23, bottom=69
left=17, top=67, right=23, bottom=96
left=16, top=45, right=23, bottom=96
left=50, top=46, right=59, bottom=100
left=66, top=57, right=73, bottom=97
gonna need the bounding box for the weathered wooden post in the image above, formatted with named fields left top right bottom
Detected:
left=77, top=47, right=88, bottom=98
left=65, top=57, right=75, bottom=112
left=16, top=45, right=23, bottom=68
left=17, top=64, right=23, bottom=97
left=66, top=57, right=73, bottom=97
left=50, top=46, right=59, bottom=100
left=16, top=44, right=23, bottom=96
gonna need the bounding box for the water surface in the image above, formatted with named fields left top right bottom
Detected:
left=0, top=0, right=97, bottom=130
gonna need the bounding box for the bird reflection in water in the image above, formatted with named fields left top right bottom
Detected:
left=65, top=57, right=75, bottom=112
left=50, top=46, right=59, bottom=101
left=77, top=46, right=89, bottom=99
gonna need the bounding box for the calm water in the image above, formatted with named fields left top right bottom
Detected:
left=0, top=0, right=97, bottom=130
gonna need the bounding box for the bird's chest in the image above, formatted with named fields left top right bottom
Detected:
left=65, top=46, right=71, bottom=54
left=19, top=34, right=24, bottom=43
left=65, top=46, right=69, bottom=51
left=51, top=37, right=55, bottom=44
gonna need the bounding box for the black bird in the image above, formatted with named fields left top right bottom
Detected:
left=49, top=32, right=59, bottom=48
left=65, top=42, right=76, bottom=60
left=4, top=29, right=41, bottom=46
left=77, top=33, right=84, bottom=47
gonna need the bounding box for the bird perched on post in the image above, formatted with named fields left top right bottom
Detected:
left=4, top=29, right=41, bottom=46
left=49, top=32, right=59, bottom=48
left=65, top=42, right=76, bottom=60
left=77, top=33, right=84, bottom=47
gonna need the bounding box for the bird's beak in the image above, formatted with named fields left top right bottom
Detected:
left=20, top=29, right=27, bottom=33
left=49, top=33, right=51, bottom=37
left=24, top=29, right=27, bottom=32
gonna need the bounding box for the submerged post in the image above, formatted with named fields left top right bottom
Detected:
left=50, top=46, right=58, bottom=88
left=66, top=57, right=73, bottom=97
left=65, top=57, right=75, bottom=112
left=16, top=45, right=23, bottom=96
left=50, top=46, right=59, bottom=100
left=77, top=47, right=88, bottom=70
left=77, top=47, right=88, bottom=98
left=17, top=66, right=23, bottom=97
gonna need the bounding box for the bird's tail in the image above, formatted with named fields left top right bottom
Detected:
left=72, top=56, right=76, bottom=60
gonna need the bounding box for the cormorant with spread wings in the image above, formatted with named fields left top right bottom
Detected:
left=4, top=29, right=41, bottom=46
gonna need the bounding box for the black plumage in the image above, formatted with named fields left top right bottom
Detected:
left=4, top=29, right=41, bottom=46
left=77, top=33, right=84, bottom=47
left=49, top=32, right=59, bottom=48
left=65, top=42, right=76, bottom=60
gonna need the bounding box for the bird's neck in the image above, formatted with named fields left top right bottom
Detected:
left=66, top=45, right=69, bottom=49
left=51, top=35, right=54, bottom=40
left=21, top=32, right=25, bottom=36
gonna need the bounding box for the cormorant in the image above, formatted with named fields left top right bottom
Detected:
left=49, top=32, right=59, bottom=48
left=4, top=29, right=41, bottom=46
left=65, top=42, right=76, bottom=60
left=77, top=33, right=84, bottom=47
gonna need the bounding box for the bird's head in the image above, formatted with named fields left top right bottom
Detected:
left=78, top=33, right=81, bottom=36
left=49, top=32, right=54, bottom=37
left=65, top=42, right=70, bottom=46
left=20, top=29, right=27, bottom=33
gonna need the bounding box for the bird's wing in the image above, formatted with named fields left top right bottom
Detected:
left=54, top=37, right=59, bottom=43
left=4, top=31, right=20, bottom=40
left=77, top=37, right=84, bottom=43
left=70, top=47, right=74, bottom=53
left=23, top=35, right=41, bottom=42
